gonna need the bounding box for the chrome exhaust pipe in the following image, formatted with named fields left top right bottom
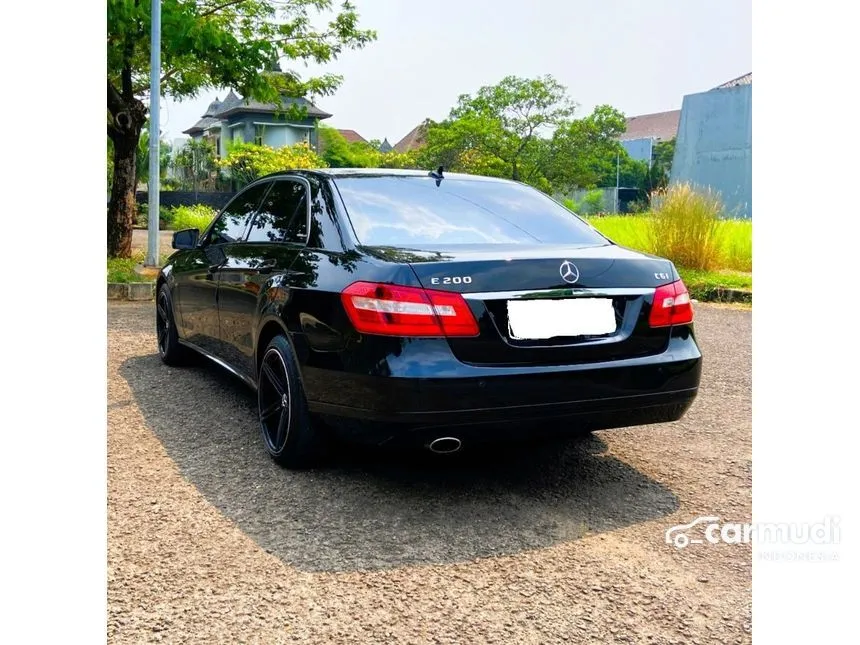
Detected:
left=428, top=436, right=462, bottom=454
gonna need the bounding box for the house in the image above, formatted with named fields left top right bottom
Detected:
left=393, top=119, right=431, bottom=153
left=182, top=90, right=333, bottom=157
left=619, top=110, right=682, bottom=164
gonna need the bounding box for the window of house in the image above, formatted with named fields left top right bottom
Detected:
left=254, top=124, right=265, bottom=146
left=246, top=179, right=309, bottom=244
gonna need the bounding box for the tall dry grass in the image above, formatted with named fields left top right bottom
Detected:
left=648, top=183, right=726, bottom=271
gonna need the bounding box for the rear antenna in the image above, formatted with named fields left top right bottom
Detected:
left=429, top=165, right=444, bottom=186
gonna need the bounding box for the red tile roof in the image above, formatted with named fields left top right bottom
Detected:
left=337, top=129, right=367, bottom=144
left=394, top=120, right=431, bottom=153
left=619, top=110, right=681, bottom=142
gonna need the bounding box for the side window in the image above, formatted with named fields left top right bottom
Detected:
left=246, top=179, right=309, bottom=244
left=206, top=182, right=270, bottom=245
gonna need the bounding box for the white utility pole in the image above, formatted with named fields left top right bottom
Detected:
left=146, top=0, right=161, bottom=267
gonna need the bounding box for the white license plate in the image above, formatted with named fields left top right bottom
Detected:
left=507, top=298, right=617, bottom=340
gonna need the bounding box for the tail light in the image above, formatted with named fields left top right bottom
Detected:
left=649, top=279, right=694, bottom=327
left=341, top=281, right=479, bottom=337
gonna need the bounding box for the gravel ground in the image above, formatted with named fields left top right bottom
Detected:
left=108, top=302, right=751, bottom=644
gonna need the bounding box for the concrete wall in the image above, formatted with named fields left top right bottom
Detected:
left=670, top=84, right=752, bottom=219
left=621, top=138, right=654, bottom=164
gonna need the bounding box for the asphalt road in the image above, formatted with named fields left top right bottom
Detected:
left=108, top=302, right=751, bottom=644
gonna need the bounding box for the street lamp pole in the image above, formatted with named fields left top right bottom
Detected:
left=146, top=0, right=162, bottom=267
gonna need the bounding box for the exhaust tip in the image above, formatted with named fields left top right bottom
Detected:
left=428, top=436, right=462, bottom=454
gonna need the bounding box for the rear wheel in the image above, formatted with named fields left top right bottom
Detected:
left=156, top=284, right=190, bottom=366
left=257, top=334, right=324, bottom=469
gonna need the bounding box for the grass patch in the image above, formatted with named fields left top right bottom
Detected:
left=584, top=215, right=752, bottom=272
left=678, top=268, right=752, bottom=302
left=107, top=257, right=140, bottom=283
left=107, top=250, right=172, bottom=283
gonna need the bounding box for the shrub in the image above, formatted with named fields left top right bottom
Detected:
left=172, top=204, right=216, bottom=233
left=135, top=204, right=175, bottom=229
left=107, top=256, right=140, bottom=283
left=582, top=189, right=606, bottom=215
left=648, top=183, right=726, bottom=271
left=562, top=197, right=582, bottom=213
left=219, top=141, right=326, bottom=187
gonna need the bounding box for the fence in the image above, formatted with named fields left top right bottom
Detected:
left=135, top=191, right=235, bottom=210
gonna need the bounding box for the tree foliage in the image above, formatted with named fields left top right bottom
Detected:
left=107, top=0, right=376, bottom=257
left=218, top=141, right=326, bottom=187
left=135, top=124, right=172, bottom=187
left=420, top=75, right=575, bottom=186
left=545, top=104, right=628, bottom=190
left=319, top=126, right=420, bottom=169
left=171, top=138, right=220, bottom=191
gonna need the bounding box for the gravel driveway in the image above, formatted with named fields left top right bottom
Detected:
left=108, top=302, right=751, bottom=644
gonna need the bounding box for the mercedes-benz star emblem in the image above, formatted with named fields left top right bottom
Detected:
left=559, top=260, right=580, bottom=284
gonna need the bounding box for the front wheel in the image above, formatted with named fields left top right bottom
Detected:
left=257, top=334, right=325, bottom=469
left=156, top=284, right=190, bottom=366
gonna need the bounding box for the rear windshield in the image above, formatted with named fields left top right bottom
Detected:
left=333, top=176, right=609, bottom=247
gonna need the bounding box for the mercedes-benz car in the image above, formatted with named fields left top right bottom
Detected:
left=156, top=168, right=702, bottom=468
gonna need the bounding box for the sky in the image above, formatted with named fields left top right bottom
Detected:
left=161, top=0, right=751, bottom=144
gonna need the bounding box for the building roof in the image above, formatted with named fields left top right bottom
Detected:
left=713, top=72, right=752, bottom=89
left=393, top=119, right=431, bottom=153
left=378, top=138, right=393, bottom=153
left=182, top=96, right=224, bottom=135
left=337, top=129, right=368, bottom=144
left=185, top=91, right=332, bottom=134
left=619, top=109, right=681, bottom=142
left=212, top=91, right=332, bottom=120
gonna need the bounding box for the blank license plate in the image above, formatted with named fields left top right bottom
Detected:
left=507, top=298, right=616, bottom=340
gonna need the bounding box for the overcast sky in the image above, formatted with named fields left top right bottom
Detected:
left=161, top=0, right=751, bottom=144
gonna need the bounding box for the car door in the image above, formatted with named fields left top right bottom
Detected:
left=172, top=181, right=271, bottom=357
left=216, top=176, right=312, bottom=379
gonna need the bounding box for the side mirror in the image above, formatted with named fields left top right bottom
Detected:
left=172, top=228, right=199, bottom=250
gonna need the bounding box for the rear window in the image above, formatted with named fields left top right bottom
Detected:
left=333, top=176, right=608, bottom=247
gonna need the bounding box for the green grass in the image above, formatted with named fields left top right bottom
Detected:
left=107, top=251, right=172, bottom=283
left=107, top=257, right=140, bottom=283
left=678, top=268, right=752, bottom=302
left=584, top=214, right=752, bottom=272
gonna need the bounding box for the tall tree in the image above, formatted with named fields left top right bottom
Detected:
left=545, top=104, right=629, bottom=191
left=107, top=0, right=375, bottom=257
left=423, top=75, right=575, bottom=183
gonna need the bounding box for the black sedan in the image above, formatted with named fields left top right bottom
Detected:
left=157, top=168, right=701, bottom=468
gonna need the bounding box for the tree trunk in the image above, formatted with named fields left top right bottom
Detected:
left=511, top=158, right=520, bottom=181
left=107, top=131, right=139, bottom=258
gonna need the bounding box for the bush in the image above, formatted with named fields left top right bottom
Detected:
left=172, top=204, right=216, bottom=233
left=648, top=183, right=726, bottom=271
left=219, top=141, right=326, bottom=187
left=582, top=189, right=606, bottom=215
left=107, top=256, right=140, bottom=283
left=135, top=203, right=175, bottom=229
left=562, top=197, right=582, bottom=213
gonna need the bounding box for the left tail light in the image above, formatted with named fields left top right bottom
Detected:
left=341, top=281, right=479, bottom=337
left=649, top=279, right=694, bottom=327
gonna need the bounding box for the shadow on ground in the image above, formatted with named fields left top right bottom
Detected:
left=121, top=353, right=679, bottom=572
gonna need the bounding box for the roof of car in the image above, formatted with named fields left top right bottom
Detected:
left=261, top=168, right=510, bottom=182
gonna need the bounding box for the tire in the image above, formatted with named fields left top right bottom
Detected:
left=156, top=284, right=190, bottom=366
left=257, top=334, right=325, bottom=469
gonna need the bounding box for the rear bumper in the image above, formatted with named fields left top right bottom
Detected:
left=303, top=327, right=702, bottom=444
